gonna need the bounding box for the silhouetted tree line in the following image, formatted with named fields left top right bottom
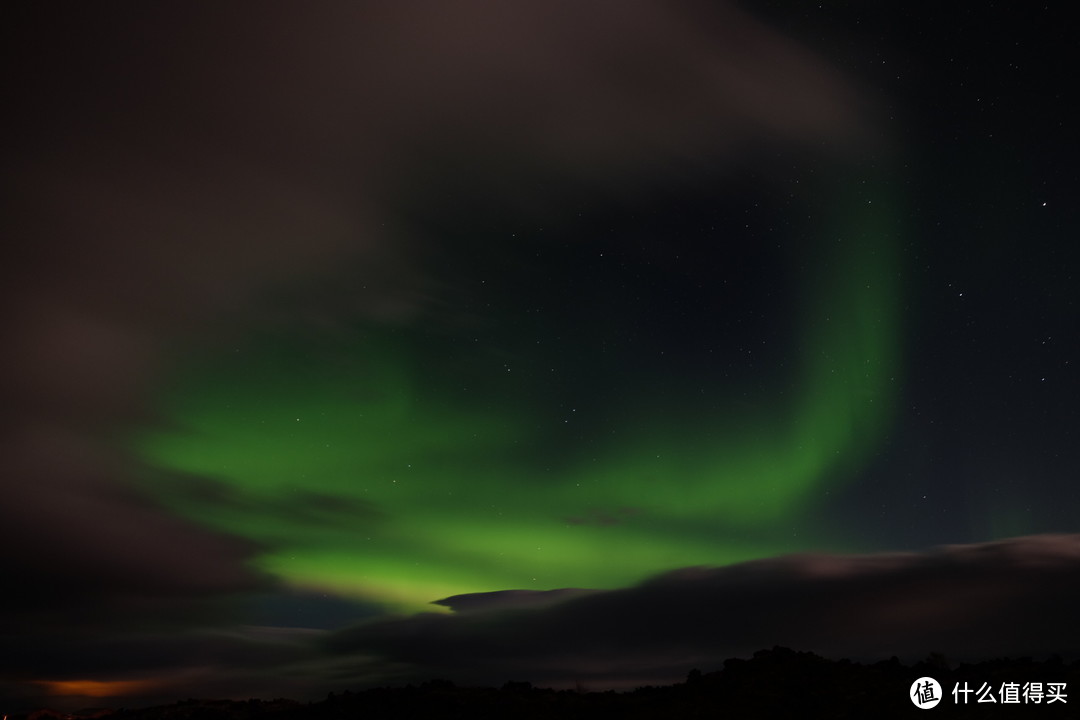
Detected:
left=11, top=648, right=1080, bottom=720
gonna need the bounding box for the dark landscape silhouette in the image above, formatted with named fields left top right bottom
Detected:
left=9, top=647, right=1077, bottom=719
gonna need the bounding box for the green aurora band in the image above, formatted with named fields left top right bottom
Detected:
left=138, top=185, right=902, bottom=613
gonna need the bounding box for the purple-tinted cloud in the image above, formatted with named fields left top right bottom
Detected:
left=2, top=0, right=879, bottom=708
left=328, top=535, right=1080, bottom=689
left=7, top=536, right=1078, bottom=707
left=3, top=0, right=874, bottom=627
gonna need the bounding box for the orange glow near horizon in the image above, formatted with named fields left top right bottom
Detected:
left=38, top=678, right=163, bottom=698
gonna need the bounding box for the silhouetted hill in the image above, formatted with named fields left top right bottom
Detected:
left=9, top=648, right=1078, bottom=719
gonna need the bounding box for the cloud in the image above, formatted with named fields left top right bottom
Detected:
left=327, top=534, right=1080, bottom=688
left=3, top=0, right=872, bottom=621
left=1, top=626, right=337, bottom=711
left=0, top=425, right=267, bottom=620
left=8, top=535, right=1078, bottom=706
left=2, top=0, right=879, bottom=708
left=434, top=589, right=601, bottom=614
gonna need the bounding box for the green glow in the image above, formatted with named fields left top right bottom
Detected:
left=137, top=185, right=902, bottom=612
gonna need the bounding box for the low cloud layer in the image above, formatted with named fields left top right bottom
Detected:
left=5, top=535, right=1079, bottom=709
left=330, top=534, right=1080, bottom=688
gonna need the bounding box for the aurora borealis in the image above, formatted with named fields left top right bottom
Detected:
left=138, top=178, right=903, bottom=611
left=4, top=0, right=1080, bottom=709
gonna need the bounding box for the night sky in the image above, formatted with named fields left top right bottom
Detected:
left=4, top=0, right=1079, bottom=709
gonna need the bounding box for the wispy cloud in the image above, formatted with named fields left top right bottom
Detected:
left=3, top=0, right=880, bottom=709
